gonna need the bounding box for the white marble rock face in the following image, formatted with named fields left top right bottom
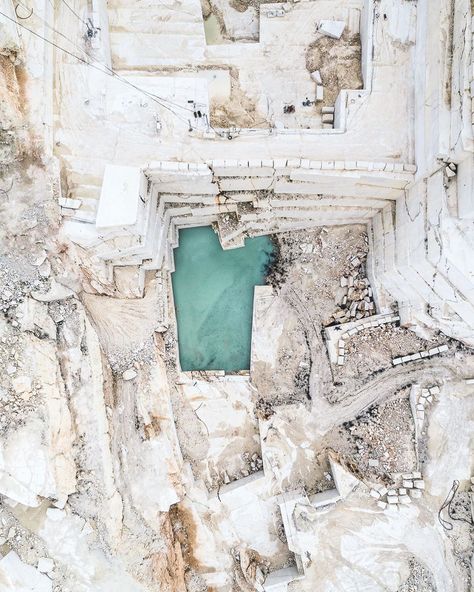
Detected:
left=0, top=0, right=473, bottom=590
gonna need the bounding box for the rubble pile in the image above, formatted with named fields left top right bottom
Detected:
left=330, top=253, right=375, bottom=325
left=335, top=395, right=417, bottom=476
left=0, top=258, right=46, bottom=318
left=398, top=556, right=438, bottom=591
left=220, top=452, right=264, bottom=486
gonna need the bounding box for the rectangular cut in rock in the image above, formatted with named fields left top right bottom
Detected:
left=58, top=197, right=82, bottom=209
left=319, top=20, right=345, bottom=39
left=161, top=161, right=180, bottom=171
left=264, top=567, right=303, bottom=590
left=322, top=160, right=336, bottom=169
left=248, top=159, right=262, bottom=168
left=316, top=85, right=324, bottom=101
left=311, top=488, right=341, bottom=508
left=223, top=159, right=238, bottom=167
left=96, top=165, right=143, bottom=229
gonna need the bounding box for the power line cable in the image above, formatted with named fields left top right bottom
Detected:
left=59, top=0, right=89, bottom=29
left=1, top=7, right=194, bottom=125
left=38, top=0, right=197, bottom=115
left=50, top=0, right=227, bottom=136
left=28, top=0, right=229, bottom=137
left=3, top=4, right=228, bottom=164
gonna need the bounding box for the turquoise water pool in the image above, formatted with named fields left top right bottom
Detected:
left=171, top=226, right=274, bottom=372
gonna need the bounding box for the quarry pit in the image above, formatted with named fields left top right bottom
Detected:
left=0, top=0, right=473, bottom=591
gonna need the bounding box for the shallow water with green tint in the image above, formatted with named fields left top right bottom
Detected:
left=171, top=226, right=274, bottom=372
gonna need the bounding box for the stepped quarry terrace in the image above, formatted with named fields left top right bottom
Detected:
left=0, top=0, right=473, bottom=591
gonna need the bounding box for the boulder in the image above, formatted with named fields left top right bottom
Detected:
left=319, top=20, right=345, bottom=39
left=122, top=368, right=138, bottom=381
left=0, top=551, right=52, bottom=592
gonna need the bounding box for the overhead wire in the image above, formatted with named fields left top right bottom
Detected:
left=5, top=0, right=286, bottom=145
left=45, top=0, right=204, bottom=119
left=1, top=6, right=196, bottom=126
left=43, top=0, right=231, bottom=138
left=59, top=0, right=89, bottom=28
left=2, top=1, right=234, bottom=170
